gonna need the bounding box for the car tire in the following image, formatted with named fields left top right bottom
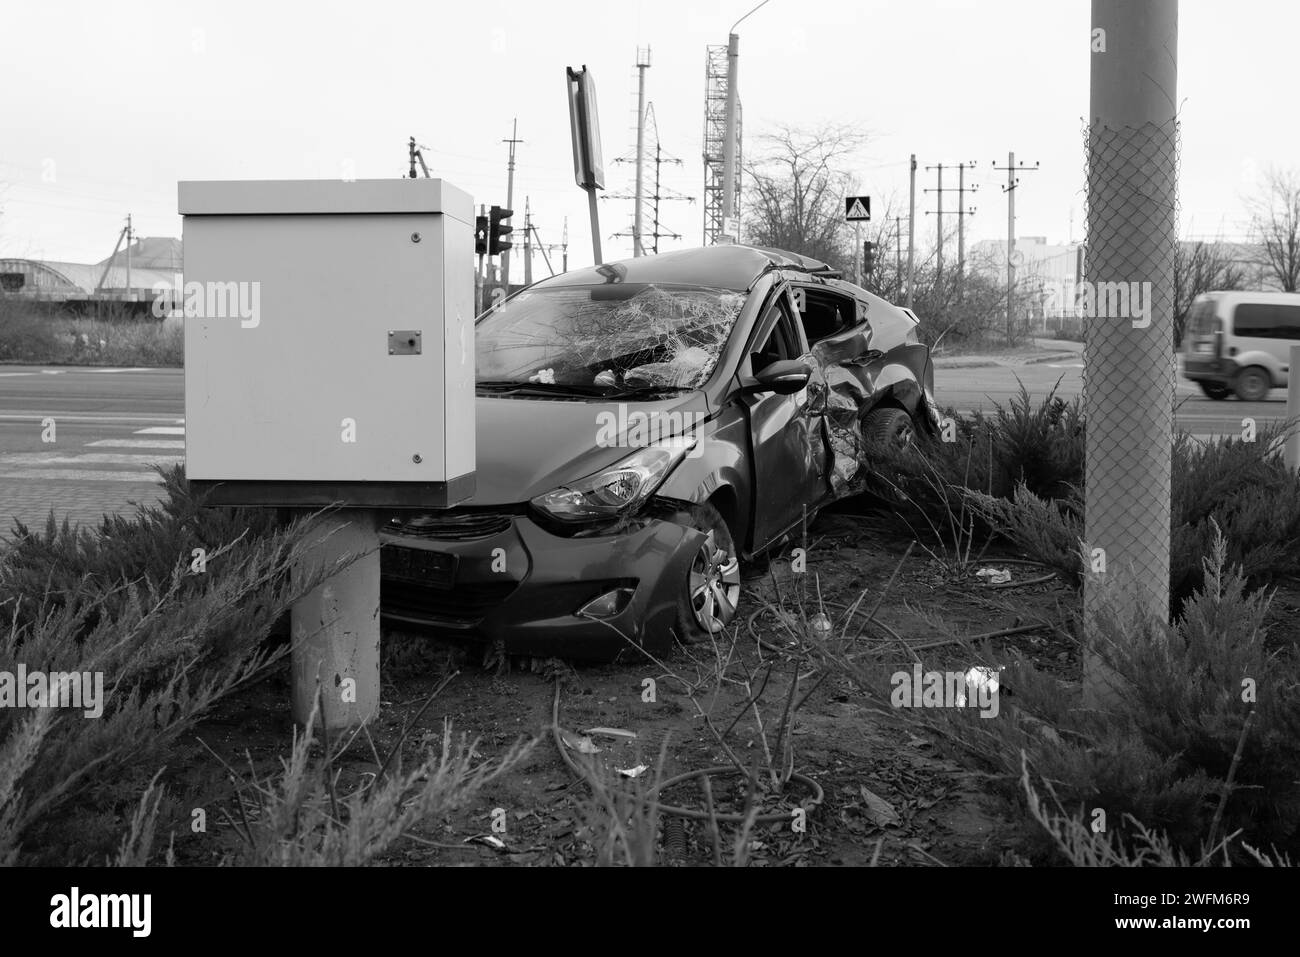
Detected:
left=863, top=406, right=915, bottom=450
left=1233, top=367, right=1271, bottom=402
left=674, top=502, right=741, bottom=643
left=1198, top=381, right=1231, bottom=400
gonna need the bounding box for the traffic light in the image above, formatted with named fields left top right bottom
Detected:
left=475, top=214, right=488, bottom=256
left=489, top=205, right=513, bottom=256
left=863, top=241, right=877, bottom=275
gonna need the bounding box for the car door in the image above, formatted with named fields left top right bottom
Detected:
left=741, top=286, right=827, bottom=551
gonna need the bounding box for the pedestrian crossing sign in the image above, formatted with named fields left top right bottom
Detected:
left=845, top=196, right=871, bottom=221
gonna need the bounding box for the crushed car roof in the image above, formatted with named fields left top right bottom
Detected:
left=540, top=244, right=837, bottom=292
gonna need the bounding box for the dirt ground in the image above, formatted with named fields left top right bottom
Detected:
left=164, top=500, right=1300, bottom=867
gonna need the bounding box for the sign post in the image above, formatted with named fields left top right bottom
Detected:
left=845, top=196, right=871, bottom=286
left=567, top=66, right=606, bottom=265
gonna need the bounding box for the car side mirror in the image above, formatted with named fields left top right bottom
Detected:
left=743, top=359, right=812, bottom=396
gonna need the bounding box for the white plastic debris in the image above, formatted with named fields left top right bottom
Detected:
left=975, top=566, right=1012, bottom=585
left=809, top=612, right=834, bottom=636
left=617, top=765, right=650, bottom=779
left=558, top=729, right=601, bottom=754
left=582, top=727, right=638, bottom=740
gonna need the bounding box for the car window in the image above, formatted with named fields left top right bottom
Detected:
left=793, top=286, right=856, bottom=345
left=751, top=301, right=796, bottom=373
left=1231, top=302, right=1300, bottom=340
left=475, top=282, right=746, bottom=391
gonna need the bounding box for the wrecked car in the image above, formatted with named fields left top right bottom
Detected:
left=380, top=244, right=938, bottom=660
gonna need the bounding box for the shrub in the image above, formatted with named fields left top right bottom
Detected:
left=0, top=468, right=357, bottom=864
left=863, top=387, right=1300, bottom=607
left=821, top=531, right=1300, bottom=864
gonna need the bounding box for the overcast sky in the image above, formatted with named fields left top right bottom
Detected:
left=0, top=0, right=1287, bottom=270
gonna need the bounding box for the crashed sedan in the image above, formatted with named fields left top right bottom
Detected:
left=380, top=244, right=938, bottom=660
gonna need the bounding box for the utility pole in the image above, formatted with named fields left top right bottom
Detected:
left=407, top=137, right=430, bottom=179
left=894, top=215, right=903, bottom=300
left=125, top=213, right=133, bottom=300
left=634, top=48, right=651, bottom=256
left=562, top=217, right=569, bottom=273
left=993, top=152, right=1041, bottom=345
left=955, top=162, right=977, bottom=282
left=1084, top=0, right=1179, bottom=706
left=610, top=107, right=691, bottom=256
left=720, top=32, right=739, bottom=242
left=720, top=1, right=770, bottom=243
left=502, top=118, right=522, bottom=287
left=523, top=197, right=533, bottom=286
left=926, top=161, right=977, bottom=291
left=924, top=163, right=945, bottom=279
left=907, top=154, right=916, bottom=308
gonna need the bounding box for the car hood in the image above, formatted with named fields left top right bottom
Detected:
left=464, top=391, right=713, bottom=505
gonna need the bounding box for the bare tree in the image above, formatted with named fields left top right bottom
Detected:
left=1173, top=240, right=1246, bottom=345
left=742, top=124, right=868, bottom=273
left=1247, top=166, right=1300, bottom=292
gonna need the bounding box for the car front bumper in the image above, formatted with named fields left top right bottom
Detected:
left=1182, top=353, right=1236, bottom=383
left=379, top=509, right=703, bottom=660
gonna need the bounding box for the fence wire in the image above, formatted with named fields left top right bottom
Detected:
left=1082, top=116, right=1179, bottom=620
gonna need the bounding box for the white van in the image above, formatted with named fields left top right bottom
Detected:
left=1182, top=291, right=1298, bottom=401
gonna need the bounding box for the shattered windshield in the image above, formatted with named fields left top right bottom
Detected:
left=476, top=283, right=746, bottom=392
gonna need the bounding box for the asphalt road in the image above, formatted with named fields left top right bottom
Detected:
left=934, top=359, right=1288, bottom=438
left=0, top=366, right=183, bottom=532
left=0, top=360, right=1288, bottom=530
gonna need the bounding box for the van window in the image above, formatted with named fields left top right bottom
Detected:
left=1187, top=300, right=1219, bottom=336
left=1232, top=302, right=1300, bottom=340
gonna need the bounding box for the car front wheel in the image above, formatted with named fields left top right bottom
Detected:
left=1234, top=367, right=1271, bottom=402
left=675, top=502, right=741, bottom=642
left=1198, top=381, right=1231, bottom=400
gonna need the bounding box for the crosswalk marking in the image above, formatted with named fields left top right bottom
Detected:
left=87, top=439, right=186, bottom=450
left=0, top=422, right=186, bottom=485
left=0, top=469, right=160, bottom=483
left=0, top=453, right=183, bottom=467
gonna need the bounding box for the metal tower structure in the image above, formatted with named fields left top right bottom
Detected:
left=702, top=44, right=741, bottom=245
left=610, top=104, right=694, bottom=256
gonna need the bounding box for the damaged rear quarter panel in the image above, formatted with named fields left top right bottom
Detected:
left=806, top=290, right=938, bottom=496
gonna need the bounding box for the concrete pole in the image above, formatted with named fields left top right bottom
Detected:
left=895, top=216, right=903, bottom=299
left=1287, top=344, right=1300, bottom=470
left=957, top=163, right=966, bottom=295
left=634, top=50, right=650, bottom=257
left=125, top=213, right=133, bottom=301
left=291, top=511, right=381, bottom=731
left=502, top=118, right=519, bottom=287
left=524, top=196, right=533, bottom=286
left=907, top=154, right=916, bottom=308
left=720, top=32, right=740, bottom=242
left=1007, top=151, right=1016, bottom=346
left=936, top=164, right=944, bottom=280
left=1084, top=0, right=1179, bottom=707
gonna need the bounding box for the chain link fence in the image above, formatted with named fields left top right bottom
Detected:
left=1082, top=116, right=1179, bottom=621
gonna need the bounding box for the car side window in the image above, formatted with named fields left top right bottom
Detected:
left=751, top=297, right=799, bottom=373
left=793, top=286, right=857, bottom=345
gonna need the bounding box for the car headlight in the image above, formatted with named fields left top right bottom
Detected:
left=530, top=437, right=696, bottom=524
